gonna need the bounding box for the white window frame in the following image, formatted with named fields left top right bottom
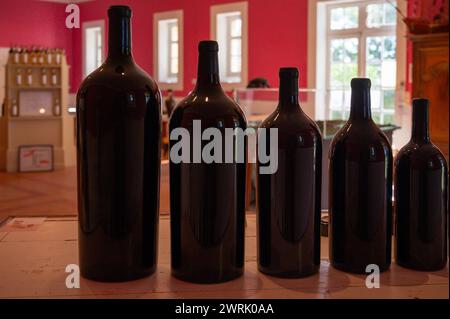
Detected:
left=82, top=20, right=105, bottom=78
left=153, top=10, right=184, bottom=91
left=211, top=1, right=248, bottom=90
left=308, top=0, right=407, bottom=122
left=326, top=0, right=397, bottom=123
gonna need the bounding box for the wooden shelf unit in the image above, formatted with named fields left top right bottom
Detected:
left=0, top=52, right=75, bottom=172
left=409, top=32, right=449, bottom=159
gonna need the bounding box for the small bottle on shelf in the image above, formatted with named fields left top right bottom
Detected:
left=54, top=98, right=61, bottom=116
left=55, top=49, right=61, bottom=64
left=22, top=49, right=29, bottom=64
left=26, top=69, right=33, bottom=86
left=30, top=47, right=36, bottom=64
left=41, top=68, right=48, bottom=85
left=16, top=69, right=23, bottom=86
left=51, top=69, right=58, bottom=86
left=46, top=49, right=52, bottom=64
left=38, top=48, right=45, bottom=64
left=13, top=46, right=20, bottom=64
left=11, top=100, right=18, bottom=117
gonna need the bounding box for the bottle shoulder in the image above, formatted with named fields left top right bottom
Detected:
left=78, top=59, right=159, bottom=94
left=169, top=88, right=247, bottom=128
left=395, top=141, right=448, bottom=169
left=258, top=108, right=322, bottom=149
left=329, top=120, right=392, bottom=160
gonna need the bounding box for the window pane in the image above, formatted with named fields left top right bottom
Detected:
left=372, top=112, right=381, bottom=123
left=383, top=36, right=396, bottom=60
left=230, top=56, right=241, bottom=73
left=384, top=3, right=397, bottom=25
left=171, top=43, right=178, bottom=59
left=331, top=110, right=344, bottom=120
left=230, top=38, right=241, bottom=56
left=330, top=38, right=358, bottom=87
left=367, top=64, right=381, bottom=86
left=330, top=8, right=344, bottom=30
left=170, top=24, right=178, bottom=42
left=344, top=90, right=351, bottom=110
left=381, top=60, right=396, bottom=87
left=331, top=39, right=343, bottom=63
left=330, top=63, right=344, bottom=87
left=367, top=3, right=396, bottom=28
left=344, top=38, right=358, bottom=63
left=371, top=89, right=381, bottom=109
left=330, top=90, right=343, bottom=110
left=367, top=36, right=382, bottom=63
left=330, top=6, right=358, bottom=30
left=383, top=90, right=395, bottom=110
left=230, top=17, right=242, bottom=37
left=383, top=113, right=394, bottom=124
left=344, top=7, right=359, bottom=28
left=170, top=58, right=178, bottom=74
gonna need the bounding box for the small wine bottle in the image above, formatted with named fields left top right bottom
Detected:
left=329, top=78, right=393, bottom=274
left=169, top=40, right=247, bottom=283
left=257, top=68, right=322, bottom=278
left=394, top=98, right=448, bottom=271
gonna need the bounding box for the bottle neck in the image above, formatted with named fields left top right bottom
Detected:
left=350, top=87, right=371, bottom=121
left=278, top=76, right=299, bottom=108
left=412, top=103, right=430, bottom=143
left=195, top=50, right=220, bottom=89
left=107, top=15, right=132, bottom=60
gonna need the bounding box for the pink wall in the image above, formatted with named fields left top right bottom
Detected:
left=0, top=0, right=73, bottom=83
left=72, top=0, right=309, bottom=94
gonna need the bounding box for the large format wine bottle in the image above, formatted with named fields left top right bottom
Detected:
left=395, top=98, right=448, bottom=270
left=169, top=41, right=247, bottom=283
left=257, top=68, right=322, bottom=277
left=76, top=6, right=161, bottom=282
left=329, top=78, right=392, bottom=274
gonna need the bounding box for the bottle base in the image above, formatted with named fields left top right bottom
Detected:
left=81, top=266, right=156, bottom=283
left=331, top=261, right=390, bottom=274
left=258, top=265, right=319, bottom=278
left=171, top=268, right=243, bottom=284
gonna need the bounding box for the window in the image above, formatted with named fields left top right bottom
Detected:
left=211, top=2, right=248, bottom=88
left=324, top=1, right=398, bottom=124
left=154, top=10, right=183, bottom=90
left=82, top=20, right=105, bottom=78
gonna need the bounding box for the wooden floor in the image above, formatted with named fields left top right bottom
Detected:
left=0, top=164, right=171, bottom=221
left=0, top=215, right=447, bottom=299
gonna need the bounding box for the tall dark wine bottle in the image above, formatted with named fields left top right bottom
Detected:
left=76, top=6, right=161, bottom=282
left=329, top=78, right=392, bottom=274
left=169, top=41, right=247, bottom=283
left=257, top=68, right=322, bottom=277
left=395, top=98, right=448, bottom=271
